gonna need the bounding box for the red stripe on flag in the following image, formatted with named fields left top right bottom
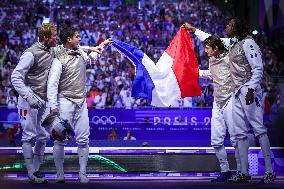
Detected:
left=165, top=28, right=202, bottom=97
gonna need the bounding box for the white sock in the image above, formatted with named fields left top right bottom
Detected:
left=235, top=147, right=241, bottom=172
left=22, top=142, right=35, bottom=177
left=237, top=138, right=249, bottom=174
left=53, top=142, right=65, bottom=178
left=258, top=133, right=273, bottom=173
left=78, top=145, right=89, bottom=175
left=33, top=141, right=46, bottom=172
left=214, top=146, right=230, bottom=172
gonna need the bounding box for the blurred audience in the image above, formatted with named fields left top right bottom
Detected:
left=0, top=0, right=282, bottom=112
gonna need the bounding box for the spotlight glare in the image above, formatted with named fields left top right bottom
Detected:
left=252, top=30, right=258, bottom=35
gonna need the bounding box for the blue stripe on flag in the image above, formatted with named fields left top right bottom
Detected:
left=112, top=39, right=155, bottom=104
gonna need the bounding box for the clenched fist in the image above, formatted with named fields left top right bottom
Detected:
left=182, top=22, right=196, bottom=32
left=245, top=88, right=255, bottom=105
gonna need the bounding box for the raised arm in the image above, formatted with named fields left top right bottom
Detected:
left=183, top=23, right=231, bottom=49
left=54, top=45, right=93, bottom=53
left=81, top=38, right=112, bottom=63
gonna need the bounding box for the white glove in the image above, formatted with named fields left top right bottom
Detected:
left=25, top=93, right=45, bottom=109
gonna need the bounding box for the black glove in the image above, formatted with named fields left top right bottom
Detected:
left=245, top=88, right=255, bottom=105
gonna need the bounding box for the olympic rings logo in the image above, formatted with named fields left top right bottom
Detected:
left=91, top=116, right=117, bottom=125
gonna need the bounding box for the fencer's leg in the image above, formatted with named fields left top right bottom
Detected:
left=210, top=101, right=232, bottom=182
left=214, top=145, right=230, bottom=172
left=229, top=88, right=251, bottom=183
left=257, top=133, right=276, bottom=183
left=18, top=105, right=36, bottom=177
left=54, top=97, right=75, bottom=183
left=242, top=87, right=276, bottom=183
left=237, top=138, right=249, bottom=174
left=33, top=141, right=46, bottom=172
left=22, top=141, right=47, bottom=183
left=18, top=102, right=47, bottom=183
left=78, top=144, right=89, bottom=183
left=211, top=101, right=229, bottom=173
left=53, top=141, right=65, bottom=183
left=22, top=141, right=35, bottom=177
left=211, top=145, right=232, bottom=182
left=74, top=101, right=90, bottom=183
left=33, top=105, right=50, bottom=172
left=244, top=87, right=272, bottom=172
left=232, top=90, right=250, bottom=172
left=257, top=133, right=272, bottom=172
left=235, top=147, right=241, bottom=172
left=222, top=98, right=241, bottom=172
left=229, top=138, right=251, bottom=183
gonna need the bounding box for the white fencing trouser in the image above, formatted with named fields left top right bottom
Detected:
left=233, top=85, right=272, bottom=173
left=18, top=96, right=50, bottom=177
left=211, top=97, right=237, bottom=172
left=53, top=96, right=90, bottom=178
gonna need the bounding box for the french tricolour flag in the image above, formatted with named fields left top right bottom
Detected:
left=111, top=28, right=201, bottom=107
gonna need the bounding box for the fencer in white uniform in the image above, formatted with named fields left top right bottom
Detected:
left=11, top=23, right=98, bottom=184
left=11, top=23, right=58, bottom=184
left=184, top=19, right=275, bottom=183
left=228, top=27, right=275, bottom=182
left=47, top=27, right=112, bottom=183
left=198, top=36, right=236, bottom=182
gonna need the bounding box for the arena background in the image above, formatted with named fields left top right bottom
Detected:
left=0, top=1, right=284, bottom=188
left=0, top=0, right=283, bottom=148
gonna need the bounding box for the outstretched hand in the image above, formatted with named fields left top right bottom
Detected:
left=103, top=38, right=113, bottom=46
left=89, top=38, right=112, bottom=54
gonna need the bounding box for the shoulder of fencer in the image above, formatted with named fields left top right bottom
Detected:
left=11, top=52, right=35, bottom=80
left=20, top=51, right=34, bottom=59
left=22, top=43, right=38, bottom=55
left=243, top=38, right=260, bottom=50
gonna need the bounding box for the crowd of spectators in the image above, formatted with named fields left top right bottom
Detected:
left=0, top=0, right=282, bottom=112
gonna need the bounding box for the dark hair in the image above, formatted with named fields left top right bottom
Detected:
left=232, top=18, right=250, bottom=41
left=59, top=27, right=76, bottom=44
left=204, top=35, right=226, bottom=51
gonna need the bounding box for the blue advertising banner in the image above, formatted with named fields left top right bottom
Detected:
left=88, top=109, right=212, bottom=140
left=0, top=108, right=277, bottom=144
left=0, top=108, right=212, bottom=141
